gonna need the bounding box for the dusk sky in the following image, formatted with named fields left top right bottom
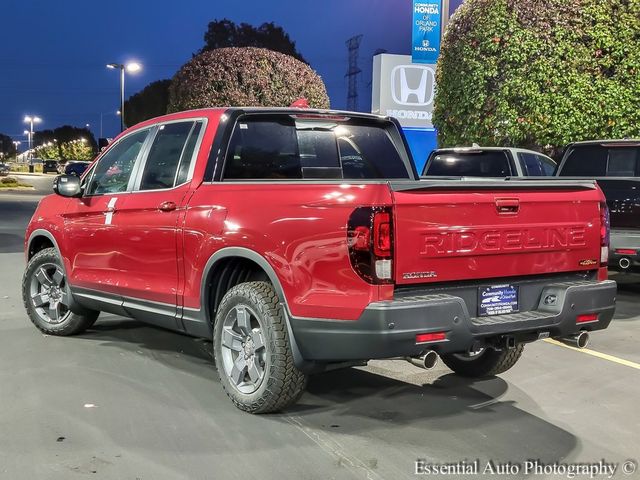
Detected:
left=0, top=0, right=461, bottom=142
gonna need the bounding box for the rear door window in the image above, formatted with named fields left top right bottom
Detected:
left=519, top=152, right=556, bottom=176
left=222, top=115, right=411, bottom=180
left=607, top=148, right=638, bottom=176
left=423, top=151, right=512, bottom=176
left=138, top=121, right=196, bottom=191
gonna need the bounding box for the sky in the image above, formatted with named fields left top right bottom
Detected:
left=0, top=0, right=461, bottom=143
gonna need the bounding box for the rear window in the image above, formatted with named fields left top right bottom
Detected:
left=559, top=145, right=640, bottom=177
left=423, top=151, right=512, bottom=177
left=223, top=115, right=411, bottom=180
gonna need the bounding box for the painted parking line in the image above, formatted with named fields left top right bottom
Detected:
left=543, top=338, right=640, bottom=371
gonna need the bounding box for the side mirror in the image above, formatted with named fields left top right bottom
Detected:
left=53, top=174, right=82, bottom=197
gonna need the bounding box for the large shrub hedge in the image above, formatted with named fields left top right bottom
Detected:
left=434, top=0, right=640, bottom=155
left=168, top=47, right=330, bottom=112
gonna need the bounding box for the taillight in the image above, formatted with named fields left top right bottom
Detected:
left=600, top=201, right=610, bottom=266
left=347, top=207, right=394, bottom=284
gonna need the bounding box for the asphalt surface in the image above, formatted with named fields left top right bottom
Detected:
left=0, top=175, right=639, bottom=480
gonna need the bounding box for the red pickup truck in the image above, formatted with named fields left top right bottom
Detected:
left=23, top=108, right=616, bottom=413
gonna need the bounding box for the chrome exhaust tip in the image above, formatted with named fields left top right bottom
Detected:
left=619, top=257, right=631, bottom=269
left=558, top=331, right=590, bottom=349
left=406, top=350, right=439, bottom=370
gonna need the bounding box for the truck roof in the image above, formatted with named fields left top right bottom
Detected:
left=432, top=146, right=547, bottom=155
left=567, top=139, right=640, bottom=146
left=144, top=107, right=387, bottom=124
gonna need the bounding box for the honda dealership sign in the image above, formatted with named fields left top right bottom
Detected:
left=372, top=54, right=436, bottom=128
left=412, top=0, right=442, bottom=64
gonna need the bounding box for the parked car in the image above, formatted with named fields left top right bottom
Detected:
left=556, top=139, right=640, bottom=273
left=42, top=160, right=59, bottom=174
left=0, top=163, right=9, bottom=176
left=422, top=146, right=556, bottom=177
left=23, top=108, right=616, bottom=413
left=61, top=160, right=91, bottom=177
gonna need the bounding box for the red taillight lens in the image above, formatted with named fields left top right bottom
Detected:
left=347, top=207, right=394, bottom=284
left=373, top=212, right=391, bottom=257
left=615, top=248, right=637, bottom=256
left=416, top=332, right=447, bottom=344
left=577, top=313, right=598, bottom=323
left=352, top=226, right=371, bottom=251
left=600, top=202, right=610, bottom=247
left=600, top=202, right=610, bottom=268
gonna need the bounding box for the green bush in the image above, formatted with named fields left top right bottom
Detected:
left=168, top=47, right=330, bottom=112
left=1, top=176, right=17, bottom=185
left=434, top=0, right=640, bottom=155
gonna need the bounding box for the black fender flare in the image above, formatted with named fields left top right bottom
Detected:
left=200, top=247, right=316, bottom=372
left=26, top=229, right=62, bottom=262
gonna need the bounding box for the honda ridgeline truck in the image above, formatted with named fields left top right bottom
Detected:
left=23, top=108, right=616, bottom=413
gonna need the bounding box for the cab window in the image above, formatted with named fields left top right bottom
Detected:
left=138, top=121, right=198, bottom=190
left=86, top=129, right=149, bottom=195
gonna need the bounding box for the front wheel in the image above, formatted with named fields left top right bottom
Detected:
left=441, top=344, right=525, bottom=378
left=22, top=247, right=99, bottom=335
left=213, top=281, right=307, bottom=413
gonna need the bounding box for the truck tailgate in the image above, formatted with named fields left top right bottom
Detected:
left=391, top=180, right=603, bottom=285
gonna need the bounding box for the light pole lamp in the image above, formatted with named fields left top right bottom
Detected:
left=12, top=140, right=21, bottom=159
left=106, top=62, right=141, bottom=132
left=24, top=115, right=42, bottom=162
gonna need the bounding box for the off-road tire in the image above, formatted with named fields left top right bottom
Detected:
left=213, top=281, right=307, bottom=413
left=22, top=247, right=99, bottom=335
left=441, top=344, right=525, bottom=378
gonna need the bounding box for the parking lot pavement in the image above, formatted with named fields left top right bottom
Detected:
left=1, top=192, right=639, bottom=480
left=8, top=173, right=56, bottom=195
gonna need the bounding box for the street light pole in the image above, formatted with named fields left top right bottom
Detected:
left=107, top=62, right=141, bottom=133
left=23, top=115, right=41, bottom=162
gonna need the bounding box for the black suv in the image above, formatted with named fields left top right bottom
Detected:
left=42, top=160, right=59, bottom=174
left=556, top=139, right=640, bottom=272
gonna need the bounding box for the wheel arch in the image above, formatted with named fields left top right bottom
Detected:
left=200, top=247, right=316, bottom=372
left=27, top=229, right=62, bottom=261
left=200, top=247, right=289, bottom=321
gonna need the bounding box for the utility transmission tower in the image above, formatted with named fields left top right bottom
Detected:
left=345, top=34, right=363, bottom=111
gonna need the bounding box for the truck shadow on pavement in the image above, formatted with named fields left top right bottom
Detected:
left=79, top=317, right=578, bottom=470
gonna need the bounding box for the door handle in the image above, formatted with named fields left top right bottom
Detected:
left=495, top=198, right=520, bottom=214
left=158, top=201, right=177, bottom=212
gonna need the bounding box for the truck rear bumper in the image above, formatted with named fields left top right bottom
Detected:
left=290, top=280, right=616, bottom=362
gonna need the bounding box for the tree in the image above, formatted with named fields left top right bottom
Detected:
left=0, top=133, right=17, bottom=158
left=433, top=0, right=640, bottom=156
left=60, top=140, right=93, bottom=161
left=168, top=47, right=330, bottom=112
left=123, top=79, right=172, bottom=127
left=201, top=19, right=307, bottom=63
left=35, top=126, right=97, bottom=153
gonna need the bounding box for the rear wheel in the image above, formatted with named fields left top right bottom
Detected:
left=22, top=248, right=99, bottom=335
left=441, top=344, right=525, bottom=378
left=213, top=281, right=307, bottom=413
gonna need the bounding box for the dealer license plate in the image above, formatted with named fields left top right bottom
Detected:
left=478, top=284, right=519, bottom=316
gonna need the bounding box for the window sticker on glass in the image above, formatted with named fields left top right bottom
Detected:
left=239, top=124, right=248, bottom=130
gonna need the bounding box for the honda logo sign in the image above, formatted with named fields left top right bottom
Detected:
left=390, top=65, right=435, bottom=106
left=372, top=54, right=436, bottom=128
